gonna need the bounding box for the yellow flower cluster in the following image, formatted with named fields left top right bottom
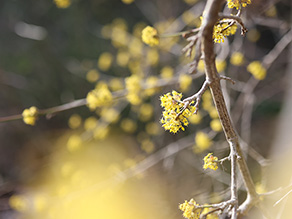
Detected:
left=179, top=199, right=201, bottom=219
left=141, top=26, right=159, bottom=47
left=22, top=106, right=39, bottom=126
left=53, top=0, right=71, bottom=8
left=227, top=0, right=251, bottom=9
left=213, top=21, right=237, bottom=43
left=160, top=91, right=196, bottom=133
left=86, top=83, right=113, bottom=110
left=247, top=61, right=267, bottom=80
left=203, top=153, right=218, bottom=170
left=125, top=75, right=142, bottom=105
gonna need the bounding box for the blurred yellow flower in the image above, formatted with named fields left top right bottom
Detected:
left=121, top=0, right=134, bottom=4
left=86, top=69, right=100, bottom=83
left=86, top=83, right=113, bottom=110
left=146, top=48, right=159, bottom=66
left=121, top=118, right=137, bottom=133
left=9, top=195, right=28, bottom=212
left=68, top=114, right=82, bottom=129
left=22, top=106, right=38, bottom=126
left=141, top=26, right=159, bottom=47
left=210, top=119, right=222, bottom=132
left=141, top=139, right=155, bottom=154
left=230, top=52, right=244, bottom=66
left=67, top=135, right=82, bottom=152
left=179, top=74, right=193, bottom=92
left=247, top=61, right=267, bottom=80
left=54, top=0, right=71, bottom=8
left=84, top=116, right=98, bottom=131
left=215, top=59, right=226, bottom=73
left=160, top=66, right=174, bottom=79
left=125, top=75, right=142, bottom=105
left=97, top=52, right=113, bottom=71
left=195, top=132, right=212, bottom=152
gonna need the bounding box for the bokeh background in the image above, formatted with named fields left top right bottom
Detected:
left=0, top=0, right=292, bottom=218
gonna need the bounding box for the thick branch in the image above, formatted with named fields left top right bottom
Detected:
left=199, top=0, right=259, bottom=217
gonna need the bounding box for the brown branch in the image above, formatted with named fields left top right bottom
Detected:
left=197, top=0, right=259, bottom=217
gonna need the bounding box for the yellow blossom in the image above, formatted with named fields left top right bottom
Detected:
left=97, top=52, right=113, bottom=71
left=179, top=74, right=193, bottom=92
left=109, top=78, right=124, bottom=91
left=84, top=117, right=98, bottom=131
left=195, top=132, right=212, bottom=152
left=188, top=112, right=202, bottom=124
left=125, top=75, right=142, bottom=105
left=67, top=135, right=82, bottom=152
left=22, top=106, right=39, bottom=126
left=197, top=60, right=205, bottom=72
left=111, top=27, right=129, bottom=48
left=139, top=103, right=154, bottom=122
left=93, top=124, right=109, bottom=140
left=265, top=5, right=277, bottom=17
left=160, top=90, right=196, bottom=133
left=86, top=69, right=100, bottom=83
left=68, top=114, right=82, bottom=129
left=9, top=195, right=28, bottom=212
left=179, top=199, right=201, bottom=219
left=141, top=139, right=155, bottom=154
left=160, top=66, right=174, bottom=79
left=208, top=107, right=219, bottom=119
left=141, top=26, right=159, bottom=46
left=121, top=0, right=134, bottom=4
left=146, top=48, right=159, bottom=66
left=121, top=118, right=137, bottom=133
left=86, top=83, right=113, bottom=110
left=247, top=28, right=261, bottom=42
left=210, top=119, right=222, bottom=132
left=116, top=50, right=130, bottom=67
left=203, top=153, right=218, bottom=170
left=129, top=38, right=143, bottom=57
left=54, top=0, right=71, bottom=8
left=100, top=108, right=120, bottom=123
left=230, top=52, right=245, bottom=66
left=247, top=61, right=267, bottom=80
left=213, top=20, right=237, bottom=43
left=144, top=76, right=159, bottom=96
left=227, top=0, right=251, bottom=9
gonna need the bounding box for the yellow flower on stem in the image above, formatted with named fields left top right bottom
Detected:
left=160, top=91, right=196, bottom=133
left=179, top=199, right=201, bottom=219
left=213, top=21, right=237, bottom=43
left=141, top=26, right=159, bottom=47
left=203, top=153, right=218, bottom=171
left=86, top=83, right=113, bottom=110
left=227, top=0, right=251, bottom=9
left=22, top=106, right=39, bottom=126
